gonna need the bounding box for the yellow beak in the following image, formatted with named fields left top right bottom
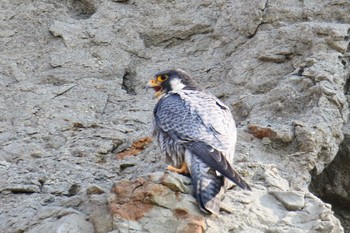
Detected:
left=146, top=79, right=163, bottom=98
left=147, top=79, right=160, bottom=88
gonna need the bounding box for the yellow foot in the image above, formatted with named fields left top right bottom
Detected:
left=167, top=162, right=189, bottom=175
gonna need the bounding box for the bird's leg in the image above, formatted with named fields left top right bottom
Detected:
left=167, top=162, right=189, bottom=175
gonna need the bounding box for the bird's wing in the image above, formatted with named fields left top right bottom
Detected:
left=155, top=90, right=234, bottom=148
left=154, top=90, right=251, bottom=191
left=188, top=141, right=251, bottom=190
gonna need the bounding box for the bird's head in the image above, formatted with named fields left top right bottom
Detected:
left=147, top=69, right=197, bottom=98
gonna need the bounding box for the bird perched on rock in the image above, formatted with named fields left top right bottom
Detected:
left=147, top=69, right=251, bottom=214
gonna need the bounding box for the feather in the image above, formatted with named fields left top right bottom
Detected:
left=188, top=141, right=251, bottom=191
left=188, top=152, right=224, bottom=214
left=151, top=75, right=251, bottom=214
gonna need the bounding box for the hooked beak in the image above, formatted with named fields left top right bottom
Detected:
left=146, top=79, right=163, bottom=98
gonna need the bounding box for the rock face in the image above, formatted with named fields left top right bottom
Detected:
left=0, top=0, right=350, bottom=232
left=109, top=172, right=206, bottom=233
left=310, top=121, right=350, bottom=230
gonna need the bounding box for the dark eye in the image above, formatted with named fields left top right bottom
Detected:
left=157, top=75, right=168, bottom=82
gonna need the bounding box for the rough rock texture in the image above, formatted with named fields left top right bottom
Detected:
left=1, top=0, right=350, bottom=232
left=109, top=172, right=206, bottom=233
left=310, top=120, right=350, bottom=231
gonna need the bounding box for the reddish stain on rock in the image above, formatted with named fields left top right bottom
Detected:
left=109, top=178, right=154, bottom=220
left=248, top=124, right=277, bottom=139
left=173, top=208, right=205, bottom=233
left=109, top=173, right=206, bottom=232
left=116, top=136, right=152, bottom=160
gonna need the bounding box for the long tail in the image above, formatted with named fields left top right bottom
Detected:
left=188, top=141, right=251, bottom=191
left=189, top=153, right=224, bottom=214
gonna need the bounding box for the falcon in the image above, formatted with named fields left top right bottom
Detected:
left=147, top=69, right=251, bottom=214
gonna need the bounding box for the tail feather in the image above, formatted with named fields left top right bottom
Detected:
left=188, top=141, right=251, bottom=191
left=190, top=154, right=224, bottom=214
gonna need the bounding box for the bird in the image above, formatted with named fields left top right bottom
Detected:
left=147, top=68, right=251, bottom=214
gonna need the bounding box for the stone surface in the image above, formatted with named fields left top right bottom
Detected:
left=108, top=172, right=205, bottom=233
left=269, top=191, right=305, bottom=211
left=26, top=211, right=94, bottom=233
left=0, top=0, right=350, bottom=232
left=109, top=172, right=343, bottom=232
left=310, top=121, right=350, bottom=231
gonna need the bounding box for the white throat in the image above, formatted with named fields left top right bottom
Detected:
left=170, top=78, right=186, bottom=91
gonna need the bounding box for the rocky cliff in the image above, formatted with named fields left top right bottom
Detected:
left=1, top=0, right=350, bottom=232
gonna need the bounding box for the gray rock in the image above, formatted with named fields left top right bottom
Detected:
left=310, top=122, right=350, bottom=230
left=109, top=172, right=205, bottom=233
left=0, top=0, right=350, bottom=232
left=269, top=191, right=305, bottom=211
left=26, top=212, right=94, bottom=233
left=84, top=194, right=113, bottom=233
left=86, top=184, right=106, bottom=195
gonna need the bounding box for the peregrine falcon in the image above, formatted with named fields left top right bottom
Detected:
left=147, top=69, right=251, bottom=214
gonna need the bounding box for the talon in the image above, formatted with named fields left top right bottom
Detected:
left=167, top=162, right=189, bottom=174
